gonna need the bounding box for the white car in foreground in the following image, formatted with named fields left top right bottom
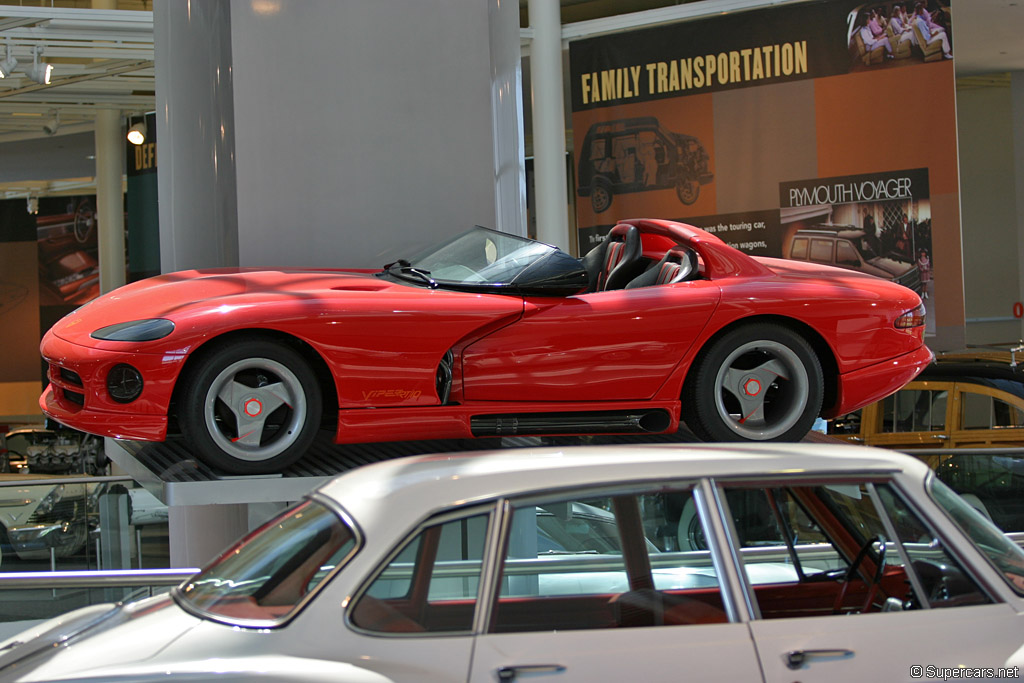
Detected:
left=1, top=443, right=1023, bottom=682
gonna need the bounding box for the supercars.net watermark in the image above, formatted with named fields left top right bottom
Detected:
left=910, top=665, right=1020, bottom=680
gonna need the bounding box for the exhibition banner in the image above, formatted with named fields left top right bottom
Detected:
left=127, top=111, right=160, bottom=282
left=569, top=0, right=959, bottom=344
left=0, top=195, right=99, bottom=416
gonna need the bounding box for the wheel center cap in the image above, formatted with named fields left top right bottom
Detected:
left=243, top=398, right=263, bottom=417
left=743, top=378, right=762, bottom=396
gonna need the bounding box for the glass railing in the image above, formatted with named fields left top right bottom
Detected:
left=0, top=474, right=171, bottom=626
left=0, top=568, right=195, bottom=626
left=0, top=475, right=169, bottom=573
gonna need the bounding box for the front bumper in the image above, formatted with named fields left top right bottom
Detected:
left=827, top=344, right=934, bottom=418
left=40, top=330, right=178, bottom=442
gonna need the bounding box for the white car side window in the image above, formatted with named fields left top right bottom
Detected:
left=491, top=487, right=729, bottom=633
left=722, top=480, right=990, bottom=619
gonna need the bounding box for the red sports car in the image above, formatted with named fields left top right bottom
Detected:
left=39, top=219, right=932, bottom=474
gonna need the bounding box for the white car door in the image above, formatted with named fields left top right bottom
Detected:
left=466, top=486, right=765, bottom=683
left=715, top=478, right=1024, bottom=683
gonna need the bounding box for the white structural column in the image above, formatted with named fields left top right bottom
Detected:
left=528, top=0, right=570, bottom=251
left=490, top=0, right=528, bottom=237
left=1013, top=72, right=1024, bottom=341
left=95, top=107, right=126, bottom=293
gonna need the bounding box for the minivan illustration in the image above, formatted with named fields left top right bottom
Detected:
left=577, top=117, right=714, bottom=214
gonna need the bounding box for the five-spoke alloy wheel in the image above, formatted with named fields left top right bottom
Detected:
left=179, top=339, right=322, bottom=474
left=684, top=323, right=823, bottom=442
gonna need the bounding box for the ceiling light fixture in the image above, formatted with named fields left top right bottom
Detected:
left=27, top=45, right=52, bottom=85
left=127, top=120, right=147, bottom=145
left=0, top=41, right=17, bottom=79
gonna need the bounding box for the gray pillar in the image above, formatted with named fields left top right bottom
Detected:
left=1012, top=72, right=1024, bottom=341
left=153, top=0, right=239, bottom=272
left=489, top=0, right=528, bottom=237
left=528, top=0, right=570, bottom=252
left=169, top=504, right=248, bottom=568
left=95, top=108, right=126, bottom=293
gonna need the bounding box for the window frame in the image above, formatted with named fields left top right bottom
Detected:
left=480, top=479, right=735, bottom=634
left=709, top=473, right=1000, bottom=620
left=345, top=502, right=498, bottom=639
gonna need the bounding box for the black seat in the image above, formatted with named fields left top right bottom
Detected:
left=625, top=247, right=699, bottom=289
left=581, top=224, right=646, bottom=292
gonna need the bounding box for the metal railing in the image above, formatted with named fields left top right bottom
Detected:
left=0, top=567, right=195, bottom=589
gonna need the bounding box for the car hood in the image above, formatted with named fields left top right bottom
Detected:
left=865, top=256, right=916, bottom=278
left=47, top=267, right=479, bottom=350
left=0, top=595, right=201, bottom=681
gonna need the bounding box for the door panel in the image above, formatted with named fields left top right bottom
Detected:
left=469, top=623, right=761, bottom=683
left=950, top=382, right=1024, bottom=448
left=469, top=484, right=760, bottom=682
left=862, top=381, right=954, bottom=453
left=461, top=281, right=721, bottom=401
left=752, top=606, right=1023, bottom=683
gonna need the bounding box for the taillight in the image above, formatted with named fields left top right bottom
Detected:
left=895, top=303, right=926, bottom=329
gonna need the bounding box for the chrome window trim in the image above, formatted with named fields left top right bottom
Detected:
left=174, top=492, right=363, bottom=630
left=344, top=502, right=497, bottom=639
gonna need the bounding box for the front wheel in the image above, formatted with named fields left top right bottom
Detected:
left=676, top=177, right=700, bottom=205
left=683, top=324, right=823, bottom=442
left=179, top=339, right=322, bottom=474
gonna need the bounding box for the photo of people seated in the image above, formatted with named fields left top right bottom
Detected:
left=848, top=1, right=952, bottom=68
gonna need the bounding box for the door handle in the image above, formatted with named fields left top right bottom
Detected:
left=931, top=434, right=949, bottom=440
left=786, top=649, right=854, bottom=669
left=497, top=664, right=566, bottom=681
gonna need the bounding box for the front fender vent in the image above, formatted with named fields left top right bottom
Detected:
left=436, top=349, right=454, bottom=404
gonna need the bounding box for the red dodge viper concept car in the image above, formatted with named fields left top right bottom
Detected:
left=39, top=219, right=932, bottom=474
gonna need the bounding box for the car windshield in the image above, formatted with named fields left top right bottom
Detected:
left=176, top=499, right=357, bottom=626
left=929, top=477, right=1024, bottom=596
left=380, top=226, right=558, bottom=289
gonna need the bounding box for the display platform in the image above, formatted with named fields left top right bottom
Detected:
left=108, top=427, right=837, bottom=507
left=107, top=428, right=708, bottom=506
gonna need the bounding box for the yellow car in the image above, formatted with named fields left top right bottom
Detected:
left=829, top=347, right=1024, bottom=531
left=829, top=347, right=1024, bottom=453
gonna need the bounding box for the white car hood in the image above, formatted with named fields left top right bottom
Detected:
left=0, top=595, right=200, bottom=682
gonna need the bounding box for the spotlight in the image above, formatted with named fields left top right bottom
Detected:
left=27, top=45, right=52, bottom=85
left=43, top=110, right=59, bottom=136
left=127, top=120, right=147, bottom=145
left=0, top=41, right=16, bottom=79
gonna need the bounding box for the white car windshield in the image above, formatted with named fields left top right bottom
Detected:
left=176, top=500, right=357, bottom=626
left=930, top=477, right=1024, bottom=596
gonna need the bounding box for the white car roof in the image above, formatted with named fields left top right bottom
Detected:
left=316, top=442, right=928, bottom=527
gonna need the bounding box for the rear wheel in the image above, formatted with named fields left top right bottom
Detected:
left=683, top=324, right=822, bottom=442
left=179, top=339, right=322, bottom=474
left=591, top=178, right=613, bottom=214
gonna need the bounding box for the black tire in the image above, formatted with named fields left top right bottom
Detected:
left=591, top=178, right=613, bottom=214
left=677, top=499, right=707, bottom=551
left=179, top=339, right=322, bottom=474
left=676, top=177, right=700, bottom=205
left=683, top=323, right=823, bottom=442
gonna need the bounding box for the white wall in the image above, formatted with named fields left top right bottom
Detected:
left=154, top=0, right=522, bottom=273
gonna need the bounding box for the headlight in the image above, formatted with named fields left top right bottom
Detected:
left=91, top=319, right=174, bottom=342
left=35, top=486, right=64, bottom=517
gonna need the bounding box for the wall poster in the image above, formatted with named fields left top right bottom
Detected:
left=569, top=0, right=959, bottom=347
